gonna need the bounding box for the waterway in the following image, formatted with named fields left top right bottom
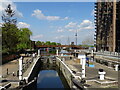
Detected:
left=37, top=56, right=70, bottom=89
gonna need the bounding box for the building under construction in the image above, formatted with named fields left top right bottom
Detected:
left=95, top=0, right=120, bottom=52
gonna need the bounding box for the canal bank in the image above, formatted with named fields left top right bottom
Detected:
left=23, top=56, right=41, bottom=82
left=21, top=56, right=41, bottom=90
left=0, top=56, right=40, bottom=89
left=56, top=56, right=84, bottom=89
left=62, top=56, right=119, bottom=89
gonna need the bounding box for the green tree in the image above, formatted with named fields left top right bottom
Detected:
left=45, top=41, right=51, bottom=45
left=51, top=42, right=57, bottom=45
left=35, top=41, right=42, bottom=46
left=2, top=4, right=33, bottom=53
left=35, top=41, right=61, bottom=46
left=2, top=23, right=19, bottom=52
left=17, top=28, right=32, bottom=50
left=41, top=42, right=45, bottom=45
left=57, top=43, right=61, bottom=45
left=2, top=4, right=19, bottom=53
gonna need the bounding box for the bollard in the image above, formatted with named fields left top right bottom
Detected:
left=17, top=70, right=19, bottom=77
left=7, top=68, right=8, bottom=75
left=98, top=69, right=106, bottom=80
left=61, top=53, right=63, bottom=56
left=91, top=50, right=93, bottom=56
left=62, top=58, right=65, bottom=62
left=38, top=49, right=40, bottom=56
left=19, top=57, right=23, bottom=80
left=114, top=64, right=119, bottom=71
left=12, top=72, right=15, bottom=76
left=56, top=49, right=59, bottom=56
left=82, top=58, right=86, bottom=78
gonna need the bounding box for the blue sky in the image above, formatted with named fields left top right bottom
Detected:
left=1, top=1, right=95, bottom=45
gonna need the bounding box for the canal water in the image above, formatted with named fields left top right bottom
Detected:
left=37, top=70, right=64, bottom=88
left=37, top=56, right=70, bottom=89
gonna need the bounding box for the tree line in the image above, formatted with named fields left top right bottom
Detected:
left=35, top=41, right=61, bottom=46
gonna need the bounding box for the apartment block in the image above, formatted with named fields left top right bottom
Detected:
left=95, top=0, right=120, bottom=52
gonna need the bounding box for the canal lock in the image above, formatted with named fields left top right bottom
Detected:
left=37, top=56, right=70, bottom=89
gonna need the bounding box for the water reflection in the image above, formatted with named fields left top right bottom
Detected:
left=37, top=70, right=64, bottom=88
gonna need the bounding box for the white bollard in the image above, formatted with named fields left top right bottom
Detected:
left=62, top=58, right=65, bottom=62
left=0, top=75, right=2, bottom=78
left=80, top=58, right=83, bottom=65
left=98, top=71, right=106, bottom=80
left=82, top=58, right=86, bottom=78
left=56, top=49, right=58, bottom=56
left=38, top=49, right=40, bottom=56
left=19, top=57, right=23, bottom=80
left=61, top=53, right=63, bottom=56
left=78, top=54, right=85, bottom=65
left=115, top=64, right=119, bottom=71
left=91, top=50, right=93, bottom=56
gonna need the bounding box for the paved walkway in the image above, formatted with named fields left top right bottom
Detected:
left=1, top=57, right=32, bottom=80
left=64, top=60, right=118, bottom=80
left=0, top=56, right=33, bottom=88
left=64, top=59, right=119, bottom=88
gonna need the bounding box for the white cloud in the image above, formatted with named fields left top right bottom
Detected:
left=78, top=20, right=94, bottom=30
left=64, top=20, right=94, bottom=32
left=68, top=29, right=75, bottom=32
left=32, top=34, right=43, bottom=39
left=65, top=22, right=77, bottom=28
left=57, top=27, right=64, bottom=33
left=17, top=22, right=30, bottom=28
left=55, top=35, right=64, bottom=39
left=57, top=29, right=64, bottom=33
left=62, top=17, right=69, bottom=20
left=79, top=20, right=92, bottom=27
left=32, top=9, right=68, bottom=21
left=0, top=0, right=23, bottom=18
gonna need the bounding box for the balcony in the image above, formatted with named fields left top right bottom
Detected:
left=95, top=2, right=97, bottom=4
left=94, top=21, right=97, bottom=23
left=95, top=5, right=97, bottom=8
left=95, top=12, right=98, bottom=14
left=95, top=27, right=97, bottom=29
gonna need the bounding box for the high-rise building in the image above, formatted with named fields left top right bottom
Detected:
left=94, top=0, right=120, bottom=52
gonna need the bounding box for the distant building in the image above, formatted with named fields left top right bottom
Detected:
left=71, top=42, right=74, bottom=45
left=95, top=0, right=120, bottom=52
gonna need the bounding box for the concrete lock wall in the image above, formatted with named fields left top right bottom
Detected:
left=22, top=57, right=41, bottom=90
left=56, top=57, right=74, bottom=88
left=24, top=57, right=41, bottom=83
